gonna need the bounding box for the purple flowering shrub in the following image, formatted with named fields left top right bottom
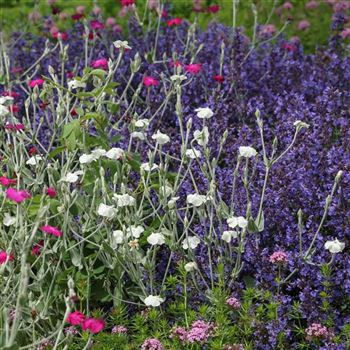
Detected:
left=1, top=6, right=350, bottom=350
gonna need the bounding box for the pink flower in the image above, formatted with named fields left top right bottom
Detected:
left=76, top=5, right=85, bottom=14
left=52, top=31, right=69, bottom=41
left=59, top=12, right=69, bottom=21
left=2, top=91, right=20, bottom=98
left=167, top=18, right=182, bottom=26
left=92, top=5, right=102, bottom=15
left=113, top=25, right=123, bottom=33
left=9, top=105, right=20, bottom=113
left=340, top=28, right=350, bottom=39
left=171, top=327, right=188, bottom=341
left=185, top=64, right=202, bottom=74
left=6, top=188, right=31, bottom=203
left=46, top=187, right=57, bottom=198
left=0, top=251, right=14, bottom=264
left=186, top=320, right=216, bottom=343
left=82, top=318, right=105, bottom=333
left=106, top=17, right=116, bottom=27
left=282, top=1, right=293, bottom=10
left=29, top=79, right=44, bottom=88
left=28, top=11, right=41, bottom=22
left=0, top=176, right=17, bottom=187
left=305, top=323, right=334, bottom=341
left=40, top=225, right=63, bottom=237
left=112, top=325, right=128, bottom=334
left=4, top=123, right=25, bottom=131
left=260, top=24, right=276, bottom=36
left=207, top=5, right=220, bottom=13
left=298, top=20, right=311, bottom=31
left=121, top=0, right=135, bottom=6
left=143, top=76, right=159, bottom=87
left=141, top=338, right=163, bottom=350
left=90, top=20, right=105, bottom=30
left=305, top=0, right=319, bottom=10
left=32, top=240, right=44, bottom=256
left=91, top=58, right=108, bottom=70
left=71, top=13, right=84, bottom=21
left=282, top=42, right=298, bottom=52
left=66, top=311, right=86, bottom=325
left=269, top=251, right=288, bottom=264
left=213, top=75, right=224, bottom=83
left=226, top=297, right=241, bottom=309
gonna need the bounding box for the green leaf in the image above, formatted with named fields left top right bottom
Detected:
left=48, top=145, right=66, bottom=159
left=90, top=69, right=108, bottom=79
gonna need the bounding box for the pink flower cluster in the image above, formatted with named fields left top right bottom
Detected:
left=171, top=320, right=216, bottom=343
left=112, top=325, right=128, bottom=334
left=226, top=296, right=241, bottom=309
left=305, top=323, right=334, bottom=341
left=269, top=251, right=289, bottom=264
left=0, top=251, right=14, bottom=265
left=6, top=188, right=31, bottom=203
left=66, top=311, right=105, bottom=334
left=141, top=338, right=163, bottom=350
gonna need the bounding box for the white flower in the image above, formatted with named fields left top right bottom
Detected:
left=185, top=148, right=201, bottom=159
left=144, top=295, right=164, bottom=307
left=131, top=131, right=146, bottom=140
left=105, top=147, right=124, bottom=160
left=168, top=196, right=179, bottom=208
left=91, top=148, right=106, bottom=159
left=193, top=126, right=209, bottom=147
left=0, top=96, right=14, bottom=104
left=67, top=79, right=86, bottom=90
left=151, top=130, right=170, bottom=145
left=113, top=40, right=131, bottom=50
left=134, top=119, right=150, bottom=128
left=227, top=216, right=248, bottom=229
left=147, top=232, right=165, bottom=246
left=170, top=74, right=187, bottom=82
left=113, top=193, right=135, bottom=207
left=140, top=162, right=158, bottom=172
left=26, top=155, right=42, bottom=166
left=79, top=153, right=96, bottom=164
left=324, top=239, right=345, bottom=254
left=60, top=170, right=84, bottom=183
left=0, top=104, right=9, bottom=117
left=97, top=203, right=117, bottom=218
left=126, top=225, right=144, bottom=238
left=112, top=230, right=124, bottom=246
left=184, top=262, right=198, bottom=272
left=3, top=213, right=16, bottom=226
left=239, top=146, right=257, bottom=158
left=187, top=194, right=208, bottom=207
left=293, top=120, right=310, bottom=129
left=221, top=230, right=238, bottom=243
left=160, top=184, right=172, bottom=197
left=195, top=107, right=214, bottom=119
left=182, top=236, right=201, bottom=250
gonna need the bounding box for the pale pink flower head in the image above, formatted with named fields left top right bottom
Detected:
left=50, top=25, right=59, bottom=36
left=76, top=6, right=85, bottom=14
left=47, top=0, right=57, bottom=6
left=340, top=28, right=350, bottom=39
left=28, top=11, right=41, bottom=22
left=171, top=327, right=188, bottom=341
left=305, top=323, right=334, bottom=341
left=112, top=325, right=128, bottom=334
left=185, top=63, right=202, bottom=74
left=260, top=24, right=276, bottom=36
left=64, top=326, right=79, bottom=335
left=91, top=58, right=108, bottom=70
left=0, top=176, right=17, bottom=187
left=113, top=25, right=122, bottom=33
left=186, top=320, right=216, bottom=343
left=106, top=17, right=116, bottom=27
left=282, top=1, right=293, bottom=10
left=226, top=297, right=241, bottom=309
left=269, top=250, right=288, bottom=264
left=82, top=318, right=105, bottom=333
left=29, top=78, right=44, bottom=88
left=92, top=5, right=102, bottom=15
left=333, top=0, right=350, bottom=13
left=298, top=20, right=311, bottom=31
left=40, top=225, right=63, bottom=237
left=66, top=311, right=85, bottom=326
left=141, top=338, right=163, bottom=350
left=6, top=188, right=31, bottom=203
left=148, top=0, right=159, bottom=10
left=0, top=251, right=14, bottom=264
left=46, top=187, right=57, bottom=198
left=305, top=0, right=319, bottom=10
left=143, top=76, right=159, bottom=87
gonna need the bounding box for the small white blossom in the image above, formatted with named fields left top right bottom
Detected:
left=105, top=147, right=124, bottom=160
left=144, top=295, right=164, bottom=307
left=131, top=131, right=146, bottom=140
left=151, top=130, right=170, bottom=145
left=113, top=40, right=131, bottom=50
left=67, top=79, right=86, bottom=90
left=195, top=107, right=214, bottom=119
left=0, top=104, right=9, bottom=117
left=170, top=74, right=187, bottom=82
left=168, top=196, right=179, bottom=208
left=182, top=236, right=201, bottom=250
left=79, top=153, right=96, bottom=164
left=91, top=149, right=106, bottom=159
left=227, top=216, right=248, bottom=229
left=3, top=213, right=16, bottom=226
left=160, top=184, right=172, bottom=197
left=185, top=148, right=202, bottom=159
left=0, top=96, right=14, bottom=104
left=193, top=126, right=209, bottom=147
left=97, top=203, right=117, bottom=218
left=126, top=225, right=144, bottom=238
left=60, top=170, right=84, bottom=183
left=26, top=155, right=43, bottom=166
left=184, top=262, right=198, bottom=272
left=147, top=232, right=165, bottom=246
left=239, top=146, right=257, bottom=158
left=293, top=120, right=310, bottom=129
left=134, top=119, right=150, bottom=128
left=221, top=230, right=238, bottom=243
left=113, top=193, right=136, bottom=207
left=140, top=162, right=159, bottom=172
left=112, top=230, right=124, bottom=246
left=187, top=194, right=209, bottom=207
left=324, top=239, right=345, bottom=254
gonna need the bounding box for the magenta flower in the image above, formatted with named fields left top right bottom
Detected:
left=269, top=251, right=288, bottom=264
left=207, top=5, right=220, bottom=13
left=40, top=225, right=63, bottom=237
left=0, top=176, right=17, bottom=187
left=121, top=0, right=135, bottom=6
left=213, top=75, right=224, bottom=83
left=282, top=1, right=293, bottom=10
left=106, top=17, right=116, bottom=27
left=185, top=63, right=202, bottom=74
left=167, top=18, right=182, bottom=26
left=226, top=297, right=241, bottom=309
left=66, top=311, right=86, bottom=326
left=305, top=0, right=319, bottom=10
left=91, top=58, right=108, bottom=70
left=0, top=251, right=14, bottom=264
left=31, top=240, right=44, bottom=256
left=143, top=76, right=159, bottom=87
left=46, top=187, right=57, bottom=198
left=6, top=188, right=31, bottom=203
left=4, top=123, right=25, bottom=131
left=90, top=20, right=105, bottom=30
left=82, top=318, right=105, bottom=333
left=28, top=79, right=44, bottom=88
left=141, top=338, right=163, bottom=350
